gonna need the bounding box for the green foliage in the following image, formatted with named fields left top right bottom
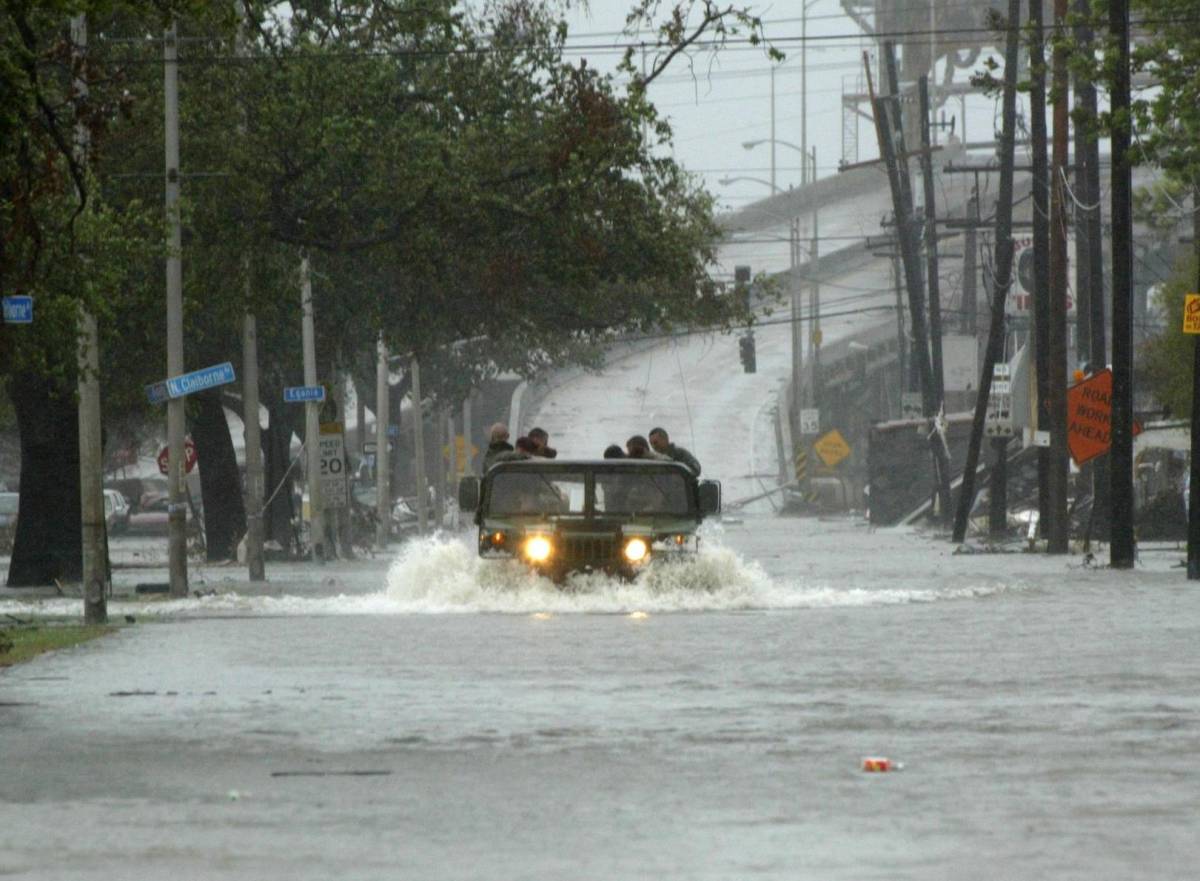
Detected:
left=4, top=0, right=768, bottom=421
left=1141, top=254, right=1195, bottom=420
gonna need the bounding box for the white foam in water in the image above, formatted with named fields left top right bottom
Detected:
left=0, top=534, right=1028, bottom=618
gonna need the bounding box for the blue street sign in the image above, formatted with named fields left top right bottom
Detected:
left=2, top=296, right=33, bottom=324
left=145, top=381, right=169, bottom=405
left=163, top=361, right=236, bottom=400
left=283, top=385, right=326, bottom=403
left=387, top=424, right=399, bottom=438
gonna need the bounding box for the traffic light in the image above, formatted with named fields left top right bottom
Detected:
left=739, top=332, right=756, bottom=373
left=734, top=265, right=752, bottom=312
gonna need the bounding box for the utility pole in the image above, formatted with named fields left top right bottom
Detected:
left=164, top=20, right=187, bottom=598
left=810, top=160, right=822, bottom=407
left=952, top=0, right=1021, bottom=544
left=868, top=44, right=951, bottom=520
left=300, top=255, right=323, bottom=561
left=72, top=14, right=107, bottom=624
left=1029, top=0, right=1052, bottom=534
left=790, top=217, right=803, bottom=411
left=242, top=306, right=264, bottom=580
left=236, top=1, right=264, bottom=581
left=1109, top=0, right=1136, bottom=568
left=919, top=75, right=951, bottom=520
left=411, top=358, right=429, bottom=533
left=962, top=193, right=978, bottom=335
left=374, top=337, right=390, bottom=550
left=1190, top=191, right=1200, bottom=580
left=770, top=64, right=777, bottom=193
left=462, top=396, right=474, bottom=475
left=1076, top=0, right=1108, bottom=543
left=1046, top=0, right=1071, bottom=553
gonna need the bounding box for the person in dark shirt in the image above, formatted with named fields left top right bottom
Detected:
left=528, top=427, right=558, bottom=459
left=648, top=427, right=701, bottom=476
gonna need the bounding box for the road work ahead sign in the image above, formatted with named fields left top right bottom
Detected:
left=1183, top=294, right=1200, bottom=334
left=1066, top=369, right=1142, bottom=466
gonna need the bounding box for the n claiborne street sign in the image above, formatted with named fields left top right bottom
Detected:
left=1066, top=369, right=1142, bottom=466
left=2, top=295, right=33, bottom=324
left=146, top=362, right=236, bottom=404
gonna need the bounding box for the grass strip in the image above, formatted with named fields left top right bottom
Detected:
left=0, top=624, right=114, bottom=668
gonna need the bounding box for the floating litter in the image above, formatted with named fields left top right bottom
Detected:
left=628, top=611, right=649, bottom=619
left=861, top=757, right=902, bottom=772
left=531, top=612, right=552, bottom=620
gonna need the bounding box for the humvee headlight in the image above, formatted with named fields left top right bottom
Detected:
left=623, top=537, right=649, bottom=563
left=523, top=535, right=553, bottom=563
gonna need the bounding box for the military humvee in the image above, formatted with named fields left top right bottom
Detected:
left=458, top=459, right=721, bottom=581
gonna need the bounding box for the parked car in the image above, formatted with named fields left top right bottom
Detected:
left=125, top=494, right=192, bottom=535
left=0, top=491, right=19, bottom=553
left=104, top=489, right=130, bottom=534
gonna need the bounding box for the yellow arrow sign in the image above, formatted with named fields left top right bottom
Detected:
left=1183, top=293, right=1200, bottom=334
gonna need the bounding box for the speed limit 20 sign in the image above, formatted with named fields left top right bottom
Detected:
left=318, top=422, right=348, bottom=509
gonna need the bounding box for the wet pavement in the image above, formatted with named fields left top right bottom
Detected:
left=2, top=518, right=1198, bottom=880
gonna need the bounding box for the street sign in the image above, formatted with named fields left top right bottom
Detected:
left=1184, top=294, right=1200, bottom=334
left=284, top=385, right=326, bottom=403
left=1066, top=369, right=1143, bottom=465
left=387, top=424, right=399, bottom=438
left=363, top=441, right=378, bottom=455
left=813, top=429, right=851, bottom=468
left=159, top=361, right=236, bottom=400
left=157, top=438, right=197, bottom=476
left=799, top=408, right=820, bottom=435
left=2, top=296, right=33, bottom=324
left=985, top=363, right=1014, bottom=437
left=901, top=392, right=923, bottom=421
left=145, top=380, right=169, bottom=405
left=318, top=422, right=347, bottom=508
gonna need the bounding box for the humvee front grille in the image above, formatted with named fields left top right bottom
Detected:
left=559, top=534, right=617, bottom=565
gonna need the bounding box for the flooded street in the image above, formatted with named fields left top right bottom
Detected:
left=3, top=518, right=1198, bottom=880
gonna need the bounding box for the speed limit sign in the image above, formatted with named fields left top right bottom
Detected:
left=318, top=423, right=348, bottom=508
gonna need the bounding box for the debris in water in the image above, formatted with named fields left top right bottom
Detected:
left=628, top=611, right=649, bottom=619
left=861, top=757, right=902, bottom=772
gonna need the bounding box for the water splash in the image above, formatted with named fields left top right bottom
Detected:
left=0, top=534, right=1029, bottom=618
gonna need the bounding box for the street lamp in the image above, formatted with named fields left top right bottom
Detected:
left=743, top=138, right=814, bottom=189
left=718, top=175, right=784, bottom=195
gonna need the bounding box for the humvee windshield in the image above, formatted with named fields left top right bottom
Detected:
left=486, top=468, right=692, bottom=517
left=488, top=471, right=586, bottom=515
left=595, top=472, right=690, bottom=515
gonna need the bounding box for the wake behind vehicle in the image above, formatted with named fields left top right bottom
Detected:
left=459, top=459, right=720, bottom=582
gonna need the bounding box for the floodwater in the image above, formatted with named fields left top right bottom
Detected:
left=2, top=517, right=1198, bottom=880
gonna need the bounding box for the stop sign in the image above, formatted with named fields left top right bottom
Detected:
left=157, top=438, right=198, bottom=476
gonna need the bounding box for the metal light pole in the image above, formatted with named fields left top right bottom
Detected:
left=164, top=20, right=187, bottom=598
left=770, top=64, right=777, bottom=192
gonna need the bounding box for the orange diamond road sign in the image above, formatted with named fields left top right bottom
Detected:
left=1183, top=294, right=1200, bottom=334
left=1066, top=369, right=1142, bottom=466
left=813, top=428, right=851, bottom=468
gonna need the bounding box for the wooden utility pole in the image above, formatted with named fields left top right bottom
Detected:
left=72, top=14, right=107, bottom=624
left=164, top=20, right=188, bottom=597
left=1046, top=0, right=1071, bottom=553
left=867, top=44, right=952, bottom=522
left=919, top=75, right=951, bottom=520
left=1029, top=0, right=1052, bottom=532
left=1190, top=192, right=1200, bottom=580
left=236, top=1, right=264, bottom=581
left=952, top=0, right=1021, bottom=544
left=1109, top=0, right=1136, bottom=568
left=1076, top=0, right=1108, bottom=543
